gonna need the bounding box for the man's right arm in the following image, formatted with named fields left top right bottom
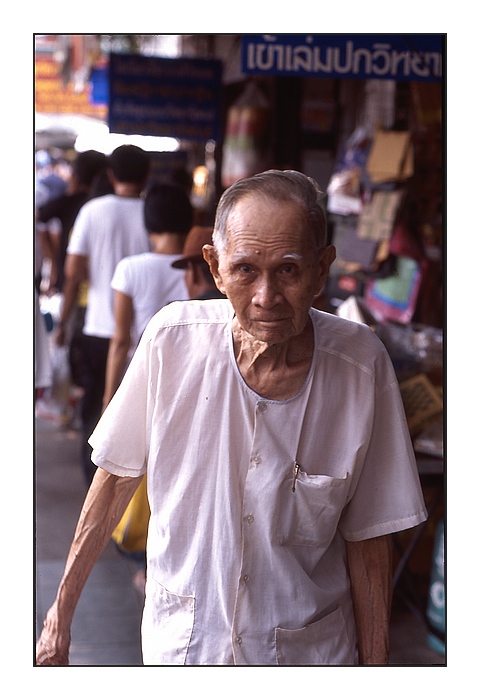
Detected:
left=36, top=468, right=143, bottom=666
left=56, top=253, right=88, bottom=346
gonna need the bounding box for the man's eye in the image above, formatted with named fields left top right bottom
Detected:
left=239, top=264, right=252, bottom=273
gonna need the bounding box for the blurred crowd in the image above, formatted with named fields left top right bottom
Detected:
left=35, top=144, right=220, bottom=471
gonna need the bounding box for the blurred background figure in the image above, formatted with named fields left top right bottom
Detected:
left=172, top=226, right=226, bottom=301
left=105, top=183, right=193, bottom=590
left=55, top=144, right=151, bottom=486
left=35, top=290, right=53, bottom=401
left=103, top=182, right=193, bottom=409
left=36, top=150, right=108, bottom=295
left=35, top=148, right=70, bottom=203
left=36, top=150, right=110, bottom=427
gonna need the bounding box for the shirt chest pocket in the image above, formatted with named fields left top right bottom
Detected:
left=276, top=469, right=350, bottom=548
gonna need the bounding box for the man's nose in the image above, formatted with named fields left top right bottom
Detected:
left=252, top=273, right=282, bottom=307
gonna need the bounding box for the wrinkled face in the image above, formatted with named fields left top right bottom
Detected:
left=204, top=194, right=335, bottom=345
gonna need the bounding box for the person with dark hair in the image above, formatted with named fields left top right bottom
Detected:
left=36, top=149, right=108, bottom=293
left=107, top=144, right=151, bottom=184
left=102, top=183, right=193, bottom=589
left=88, top=167, right=115, bottom=199
left=36, top=150, right=109, bottom=393
left=37, top=170, right=426, bottom=666
left=55, top=145, right=151, bottom=486
left=102, top=183, right=192, bottom=409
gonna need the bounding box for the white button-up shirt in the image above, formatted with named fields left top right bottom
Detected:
left=90, top=299, right=427, bottom=665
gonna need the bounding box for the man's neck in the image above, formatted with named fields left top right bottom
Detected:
left=232, top=318, right=314, bottom=400
left=150, top=232, right=186, bottom=255
left=113, top=183, right=143, bottom=198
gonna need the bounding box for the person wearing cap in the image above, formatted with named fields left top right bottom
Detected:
left=171, top=226, right=226, bottom=301
left=37, top=170, right=427, bottom=666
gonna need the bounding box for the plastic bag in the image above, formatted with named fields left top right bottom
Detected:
left=36, top=345, right=71, bottom=424
left=326, top=127, right=371, bottom=216
left=112, top=475, right=150, bottom=555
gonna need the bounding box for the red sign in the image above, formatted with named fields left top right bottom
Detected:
left=35, top=57, right=108, bottom=119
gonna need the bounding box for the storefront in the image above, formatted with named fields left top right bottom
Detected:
left=221, top=35, right=445, bottom=652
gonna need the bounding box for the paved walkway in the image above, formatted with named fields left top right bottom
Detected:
left=35, top=416, right=143, bottom=666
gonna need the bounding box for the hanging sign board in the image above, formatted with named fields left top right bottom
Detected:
left=108, top=53, right=223, bottom=141
left=242, top=34, right=443, bottom=82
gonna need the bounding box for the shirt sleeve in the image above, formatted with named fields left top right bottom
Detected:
left=110, top=257, right=131, bottom=295
left=66, top=203, right=90, bottom=256
left=89, top=325, right=156, bottom=477
left=338, top=354, right=428, bottom=542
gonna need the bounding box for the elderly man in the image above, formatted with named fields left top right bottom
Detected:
left=36, top=170, right=427, bottom=666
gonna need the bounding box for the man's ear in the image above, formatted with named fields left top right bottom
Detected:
left=203, top=245, right=226, bottom=294
left=315, top=245, right=336, bottom=297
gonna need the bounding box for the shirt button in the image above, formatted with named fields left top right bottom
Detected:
left=243, top=574, right=250, bottom=583
left=235, top=635, right=242, bottom=645
left=245, top=514, right=254, bottom=524
left=251, top=454, right=261, bottom=465
left=257, top=401, right=267, bottom=413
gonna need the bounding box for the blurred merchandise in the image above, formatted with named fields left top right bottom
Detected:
left=335, top=295, right=376, bottom=328
left=326, top=127, right=370, bottom=216
left=365, top=256, right=423, bottom=325
left=221, top=81, right=271, bottom=188
left=365, top=129, right=414, bottom=185
left=426, top=521, right=445, bottom=654
left=376, top=322, right=443, bottom=384
left=357, top=190, right=404, bottom=242
left=399, top=374, right=443, bottom=437
left=414, top=419, right=443, bottom=459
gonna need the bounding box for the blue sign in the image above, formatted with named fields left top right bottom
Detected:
left=242, top=34, right=443, bottom=82
left=108, top=53, right=223, bottom=141
left=90, top=67, right=108, bottom=105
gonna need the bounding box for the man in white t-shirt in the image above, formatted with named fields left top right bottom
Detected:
left=37, top=170, right=427, bottom=666
left=55, top=145, right=151, bottom=485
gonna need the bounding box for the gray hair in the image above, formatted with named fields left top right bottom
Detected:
left=213, top=170, right=327, bottom=254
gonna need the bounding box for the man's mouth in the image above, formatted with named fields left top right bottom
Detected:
left=254, top=318, right=289, bottom=326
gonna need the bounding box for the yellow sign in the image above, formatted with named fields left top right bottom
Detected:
left=35, top=57, right=108, bottom=118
